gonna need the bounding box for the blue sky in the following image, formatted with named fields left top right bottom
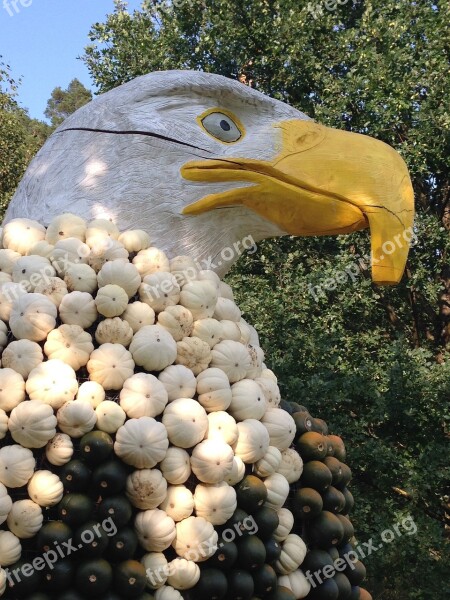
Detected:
left=0, top=0, right=142, bottom=121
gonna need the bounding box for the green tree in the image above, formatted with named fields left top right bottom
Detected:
left=44, top=78, right=92, bottom=127
left=81, top=3, right=449, bottom=598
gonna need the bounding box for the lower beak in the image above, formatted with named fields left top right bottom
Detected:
left=182, top=120, right=415, bottom=284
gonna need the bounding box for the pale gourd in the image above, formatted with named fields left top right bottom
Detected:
left=254, top=446, right=282, bottom=478
left=210, top=340, right=252, bottom=383
left=169, top=255, right=198, bottom=287
left=193, top=482, right=237, bottom=526
left=34, top=276, right=68, bottom=307
left=122, top=301, right=155, bottom=333
left=278, top=570, right=311, bottom=599
left=44, top=324, right=94, bottom=370
left=26, top=359, right=78, bottom=409
left=158, top=365, right=196, bottom=401
left=45, top=213, right=87, bottom=244
left=1, top=339, right=43, bottom=378
left=191, top=318, right=223, bottom=348
left=95, top=400, right=126, bottom=434
left=64, top=263, right=98, bottom=293
left=166, top=558, right=200, bottom=590
left=0, top=568, right=5, bottom=596
left=0, top=410, right=7, bottom=440
left=274, top=508, right=295, bottom=542
left=126, top=468, right=168, bottom=510
left=264, top=473, right=290, bottom=510
left=0, top=445, right=35, bottom=487
left=224, top=455, right=246, bottom=485
left=190, top=439, right=234, bottom=484
left=234, top=419, right=270, bottom=463
left=95, top=317, right=133, bottom=346
left=0, top=483, right=12, bottom=525
left=196, top=368, right=232, bottom=412
left=0, top=530, right=21, bottom=566
left=8, top=401, right=57, bottom=448
left=154, top=586, right=183, bottom=600
left=179, top=280, right=218, bottom=320
left=86, top=218, right=120, bottom=245
left=57, top=401, right=97, bottom=438
left=175, top=336, right=212, bottom=375
left=119, top=373, right=168, bottom=418
left=27, top=470, right=64, bottom=507
left=7, top=499, right=43, bottom=539
left=158, top=485, right=194, bottom=522
left=0, top=320, right=7, bottom=352
left=114, top=416, right=169, bottom=468
left=130, top=325, right=177, bottom=372
left=76, top=381, right=105, bottom=408
left=2, top=218, right=45, bottom=255
left=141, top=552, right=168, bottom=589
left=28, top=240, right=55, bottom=259
left=118, top=229, right=151, bottom=253
left=51, top=237, right=90, bottom=273
left=9, top=293, right=57, bottom=341
left=205, top=411, right=238, bottom=446
left=95, top=284, right=129, bottom=317
left=87, top=343, right=135, bottom=390
left=160, top=447, right=191, bottom=485
left=261, top=407, right=296, bottom=451
left=59, top=291, right=98, bottom=328
left=237, top=319, right=252, bottom=344
left=246, top=343, right=265, bottom=379
left=135, top=509, right=176, bottom=552
left=274, top=534, right=308, bottom=575
left=0, top=368, right=25, bottom=412
left=197, top=270, right=221, bottom=291
left=162, top=398, right=208, bottom=449
left=219, top=319, right=241, bottom=341
left=132, top=247, right=170, bottom=277
left=278, top=448, right=304, bottom=483
left=139, top=272, right=180, bottom=313
left=229, top=379, right=267, bottom=421
left=0, top=282, right=27, bottom=321
left=213, top=297, right=241, bottom=322
left=172, top=516, right=218, bottom=561
left=218, top=281, right=234, bottom=300
left=97, top=259, right=141, bottom=298
left=255, top=376, right=281, bottom=407
left=157, top=305, right=193, bottom=341
left=88, top=238, right=128, bottom=271
left=0, top=248, right=21, bottom=274
left=12, top=255, right=56, bottom=291
left=45, top=433, right=74, bottom=466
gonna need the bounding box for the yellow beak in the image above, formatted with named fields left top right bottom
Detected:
left=182, top=120, right=415, bottom=284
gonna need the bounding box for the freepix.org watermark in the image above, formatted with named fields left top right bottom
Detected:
left=4, top=518, right=117, bottom=588
left=2, top=0, right=32, bottom=17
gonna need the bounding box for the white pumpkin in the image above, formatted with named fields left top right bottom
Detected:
left=219, top=319, right=241, bottom=341
left=51, top=237, right=90, bottom=273
left=274, top=508, right=295, bottom=542
left=87, top=343, right=135, bottom=390
left=162, top=398, right=208, bottom=449
left=119, top=373, right=168, bottom=418
left=0, top=409, right=8, bottom=440
left=0, top=320, right=7, bottom=352
left=176, top=336, right=211, bottom=376
left=210, top=340, right=252, bottom=383
left=158, top=485, right=194, bottom=522
left=237, top=318, right=252, bottom=344
left=57, top=401, right=97, bottom=438
left=0, top=368, right=25, bottom=412
left=122, top=301, right=155, bottom=333
left=132, top=247, right=170, bottom=277
left=118, top=229, right=151, bottom=253
left=160, top=447, right=191, bottom=485
left=224, top=455, right=246, bottom=485
left=229, top=379, right=267, bottom=421
left=0, top=530, right=21, bottom=566
left=97, top=259, right=141, bottom=298
left=196, top=368, right=232, bottom=412
left=7, top=499, right=43, bottom=539
left=246, top=343, right=265, bottom=379
left=196, top=270, right=221, bottom=291
left=34, top=276, right=68, bottom=307
left=278, top=570, right=311, bottom=599
left=76, top=381, right=106, bottom=407
left=0, top=282, right=27, bottom=321
left=261, top=408, right=296, bottom=451
left=126, top=468, right=167, bottom=509
left=27, top=470, right=64, bottom=507
left=8, top=401, right=57, bottom=448
left=9, top=292, right=57, bottom=341
left=191, top=318, right=223, bottom=348
left=205, top=411, right=238, bottom=446
left=194, top=482, right=237, bottom=526
left=141, top=552, right=168, bottom=589
left=95, top=400, right=126, bottom=433
left=169, top=256, right=198, bottom=287
left=0, top=483, right=12, bottom=525
left=12, top=255, right=56, bottom=291
left=154, top=586, right=183, bottom=600
left=64, top=263, right=98, bottom=293
left=2, top=218, right=45, bottom=255
left=135, top=509, right=176, bottom=552
left=1, top=339, right=43, bottom=378
left=190, top=439, right=234, bottom=484
left=45, top=213, right=87, bottom=244
left=0, top=445, right=35, bottom=487
left=213, top=297, right=241, bottom=322
left=166, top=558, right=200, bottom=590
left=59, top=291, right=98, bottom=328
left=0, top=568, right=5, bottom=597
left=88, top=239, right=128, bottom=271
left=255, top=376, right=281, bottom=407
left=172, top=516, right=218, bottom=562
left=275, top=534, right=308, bottom=575
left=28, top=240, right=55, bottom=259
left=158, top=365, right=197, bottom=401
left=264, top=473, right=290, bottom=510
left=179, top=280, right=218, bottom=320
left=157, top=305, right=193, bottom=341
left=86, top=219, right=120, bottom=245
left=234, top=419, right=270, bottom=463
left=44, top=324, right=94, bottom=370
left=114, top=416, right=169, bottom=468
left=26, top=359, right=78, bottom=409
left=0, top=248, right=21, bottom=274
left=0, top=272, right=12, bottom=284
left=278, top=448, right=304, bottom=483
left=130, top=325, right=177, bottom=372
left=95, top=317, right=134, bottom=346
left=95, top=284, right=129, bottom=317
left=45, top=433, right=74, bottom=466
left=139, top=272, right=180, bottom=313
left=218, top=281, right=234, bottom=300
left=254, top=446, right=283, bottom=477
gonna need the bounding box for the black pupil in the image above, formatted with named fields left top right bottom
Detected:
left=220, top=119, right=231, bottom=131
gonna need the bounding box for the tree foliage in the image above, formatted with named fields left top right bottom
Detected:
left=44, top=78, right=92, bottom=128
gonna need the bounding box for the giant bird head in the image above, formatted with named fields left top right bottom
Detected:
left=5, top=71, right=414, bottom=283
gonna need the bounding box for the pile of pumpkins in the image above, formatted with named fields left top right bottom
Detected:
left=0, top=214, right=371, bottom=600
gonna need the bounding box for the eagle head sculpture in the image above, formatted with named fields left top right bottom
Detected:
left=5, top=70, right=414, bottom=283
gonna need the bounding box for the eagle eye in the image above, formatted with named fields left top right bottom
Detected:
left=198, top=109, right=244, bottom=143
